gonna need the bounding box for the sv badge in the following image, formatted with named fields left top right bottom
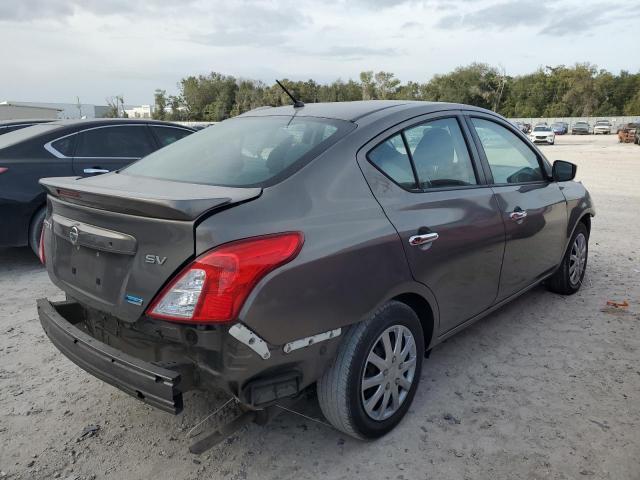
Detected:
left=145, top=254, right=167, bottom=265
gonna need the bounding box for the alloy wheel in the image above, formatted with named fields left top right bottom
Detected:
left=361, top=325, right=417, bottom=421
left=569, top=233, right=587, bottom=285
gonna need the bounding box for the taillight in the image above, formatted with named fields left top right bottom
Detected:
left=0, top=167, right=8, bottom=174
left=147, top=232, right=304, bottom=324
left=38, top=226, right=46, bottom=265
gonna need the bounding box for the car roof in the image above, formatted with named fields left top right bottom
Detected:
left=45, top=118, right=193, bottom=129
left=0, top=119, right=194, bottom=150
left=238, top=100, right=475, bottom=122
left=0, top=119, right=54, bottom=126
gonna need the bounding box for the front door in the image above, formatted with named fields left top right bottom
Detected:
left=467, top=116, right=567, bottom=300
left=358, top=114, right=506, bottom=334
left=72, top=124, right=156, bottom=176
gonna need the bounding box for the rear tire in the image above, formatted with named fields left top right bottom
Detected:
left=546, top=223, right=589, bottom=295
left=317, top=301, right=424, bottom=439
left=28, top=207, right=46, bottom=257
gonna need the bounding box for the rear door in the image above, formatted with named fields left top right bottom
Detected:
left=466, top=114, right=567, bottom=300
left=72, top=124, right=156, bottom=176
left=357, top=112, right=506, bottom=334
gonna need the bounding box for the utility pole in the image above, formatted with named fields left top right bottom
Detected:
left=76, top=96, right=83, bottom=118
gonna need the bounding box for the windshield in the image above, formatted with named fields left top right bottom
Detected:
left=596, top=121, right=609, bottom=125
left=124, top=116, right=354, bottom=187
left=533, top=126, right=551, bottom=132
left=576, top=122, right=588, bottom=126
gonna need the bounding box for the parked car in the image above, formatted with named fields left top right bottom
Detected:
left=0, top=119, right=195, bottom=254
left=0, top=119, right=54, bottom=135
left=37, top=101, right=594, bottom=441
left=550, top=122, right=568, bottom=135
left=529, top=125, right=555, bottom=144
left=522, top=123, right=531, bottom=134
left=618, top=122, right=639, bottom=143
left=593, top=120, right=612, bottom=135
left=571, top=121, right=590, bottom=135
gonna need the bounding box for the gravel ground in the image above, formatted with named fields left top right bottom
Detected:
left=1, top=134, right=639, bottom=480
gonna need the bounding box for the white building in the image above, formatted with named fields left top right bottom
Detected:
left=0, top=102, right=61, bottom=120
left=124, top=105, right=153, bottom=118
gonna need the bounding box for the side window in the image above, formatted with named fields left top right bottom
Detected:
left=151, top=126, right=193, bottom=147
left=404, top=118, right=477, bottom=188
left=368, top=134, right=416, bottom=189
left=50, top=135, right=77, bottom=157
left=471, top=118, right=544, bottom=184
left=76, top=126, right=155, bottom=158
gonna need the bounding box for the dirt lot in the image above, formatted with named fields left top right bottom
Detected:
left=1, top=134, right=639, bottom=480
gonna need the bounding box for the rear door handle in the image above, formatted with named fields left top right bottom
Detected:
left=83, top=168, right=110, bottom=174
left=509, top=210, right=527, bottom=221
left=409, top=232, right=439, bottom=246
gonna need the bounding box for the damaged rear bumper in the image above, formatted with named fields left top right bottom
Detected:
left=37, top=298, right=186, bottom=414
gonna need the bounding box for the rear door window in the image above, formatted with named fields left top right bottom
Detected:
left=151, top=126, right=193, bottom=147
left=50, top=135, right=77, bottom=157
left=368, top=134, right=417, bottom=189
left=471, top=118, right=544, bottom=184
left=76, top=125, right=155, bottom=158
left=404, top=118, right=477, bottom=188
left=123, top=116, right=353, bottom=187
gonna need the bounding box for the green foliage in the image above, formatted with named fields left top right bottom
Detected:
left=153, top=65, right=640, bottom=121
left=152, top=89, right=167, bottom=120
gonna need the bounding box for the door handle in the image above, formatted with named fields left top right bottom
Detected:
left=83, top=168, right=110, bottom=174
left=409, top=232, right=439, bottom=246
left=509, top=210, right=527, bottom=221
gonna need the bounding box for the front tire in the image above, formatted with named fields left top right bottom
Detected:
left=317, top=301, right=424, bottom=439
left=546, top=223, right=589, bottom=295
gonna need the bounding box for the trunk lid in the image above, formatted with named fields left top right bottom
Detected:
left=40, top=173, right=261, bottom=322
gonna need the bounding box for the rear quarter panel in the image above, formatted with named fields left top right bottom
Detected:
left=195, top=129, right=433, bottom=346
left=0, top=141, right=73, bottom=246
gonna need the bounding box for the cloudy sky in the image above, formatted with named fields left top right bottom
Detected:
left=1, top=0, right=639, bottom=105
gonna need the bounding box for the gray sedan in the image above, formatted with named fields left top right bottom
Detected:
left=38, top=100, right=594, bottom=441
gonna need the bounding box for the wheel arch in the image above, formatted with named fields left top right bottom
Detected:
left=579, top=213, right=591, bottom=234
left=392, top=292, right=436, bottom=352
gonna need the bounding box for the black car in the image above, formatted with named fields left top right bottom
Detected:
left=571, top=122, right=590, bottom=135
left=0, top=119, right=54, bottom=135
left=0, top=119, right=195, bottom=254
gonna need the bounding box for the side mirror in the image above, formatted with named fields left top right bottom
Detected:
left=552, top=160, right=577, bottom=182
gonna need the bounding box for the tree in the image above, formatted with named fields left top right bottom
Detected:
left=360, top=71, right=376, bottom=100
left=374, top=71, right=400, bottom=99
left=151, top=65, right=640, bottom=121
left=421, top=63, right=502, bottom=110
left=153, top=89, right=168, bottom=120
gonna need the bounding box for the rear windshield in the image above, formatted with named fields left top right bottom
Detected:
left=123, top=116, right=354, bottom=187
left=0, top=124, right=59, bottom=150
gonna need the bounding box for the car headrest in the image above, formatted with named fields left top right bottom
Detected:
left=413, top=128, right=454, bottom=169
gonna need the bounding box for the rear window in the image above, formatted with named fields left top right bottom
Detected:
left=123, top=116, right=353, bottom=187
left=0, top=124, right=59, bottom=150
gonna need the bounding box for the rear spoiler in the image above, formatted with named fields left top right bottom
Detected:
left=40, top=174, right=262, bottom=221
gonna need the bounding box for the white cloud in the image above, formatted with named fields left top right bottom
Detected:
left=0, top=0, right=637, bottom=104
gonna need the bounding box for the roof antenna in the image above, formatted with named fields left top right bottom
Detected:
left=276, top=79, right=304, bottom=108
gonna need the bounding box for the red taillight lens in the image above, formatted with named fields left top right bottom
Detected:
left=38, top=226, right=46, bottom=265
left=0, top=167, right=8, bottom=175
left=147, top=232, right=304, bottom=324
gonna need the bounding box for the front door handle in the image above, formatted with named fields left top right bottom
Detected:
left=409, top=232, right=439, bottom=246
left=509, top=210, right=527, bottom=221
left=83, top=168, right=110, bottom=174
